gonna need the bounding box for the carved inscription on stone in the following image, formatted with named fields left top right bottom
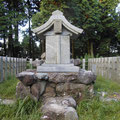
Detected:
left=54, top=20, right=62, bottom=34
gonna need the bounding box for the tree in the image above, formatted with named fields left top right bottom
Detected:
left=0, top=0, right=27, bottom=56
left=25, top=0, right=41, bottom=58
left=32, top=0, right=120, bottom=58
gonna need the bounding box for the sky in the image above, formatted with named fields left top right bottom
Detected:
left=19, top=22, right=29, bottom=43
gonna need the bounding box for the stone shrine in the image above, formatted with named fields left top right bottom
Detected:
left=16, top=10, right=96, bottom=120
left=32, top=10, right=83, bottom=72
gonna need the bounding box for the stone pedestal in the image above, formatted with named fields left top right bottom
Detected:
left=16, top=69, right=96, bottom=120
left=37, top=64, right=80, bottom=73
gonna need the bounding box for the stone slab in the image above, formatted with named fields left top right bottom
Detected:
left=42, top=64, right=74, bottom=67
left=37, top=64, right=80, bottom=73
left=46, top=35, right=70, bottom=64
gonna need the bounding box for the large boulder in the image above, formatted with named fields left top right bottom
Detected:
left=31, top=81, right=47, bottom=100
left=74, top=59, right=81, bottom=66
left=56, top=83, right=87, bottom=102
left=32, top=59, right=44, bottom=67
left=16, top=71, right=37, bottom=86
left=16, top=82, right=31, bottom=99
left=41, top=96, right=78, bottom=120
left=77, top=69, right=96, bottom=85
left=70, top=59, right=82, bottom=66
left=48, top=73, right=78, bottom=83
left=36, top=73, right=49, bottom=80
left=43, top=85, right=56, bottom=98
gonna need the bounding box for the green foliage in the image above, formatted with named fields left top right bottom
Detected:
left=32, top=0, right=120, bottom=57
left=0, top=76, right=19, bottom=99
left=32, top=0, right=68, bottom=28
left=0, top=97, right=42, bottom=120
left=94, top=76, right=120, bottom=93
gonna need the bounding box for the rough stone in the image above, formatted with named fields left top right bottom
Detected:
left=56, top=83, right=87, bottom=102
left=31, top=81, right=47, bottom=100
left=41, top=52, right=46, bottom=60
left=56, top=83, right=86, bottom=93
left=43, top=86, right=56, bottom=98
left=16, top=82, right=31, bottom=99
left=0, top=99, right=15, bottom=105
left=32, top=59, right=44, bottom=67
left=16, top=71, right=37, bottom=86
left=43, top=96, right=76, bottom=108
left=36, top=73, right=49, bottom=80
left=74, top=59, right=81, bottom=66
left=77, top=69, right=96, bottom=85
left=41, top=96, right=78, bottom=120
left=48, top=73, right=78, bottom=83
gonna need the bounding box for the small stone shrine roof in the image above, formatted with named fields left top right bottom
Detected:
left=32, top=10, right=83, bottom=38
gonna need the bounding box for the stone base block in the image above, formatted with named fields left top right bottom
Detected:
left=37, top=64, right=80, bottom=73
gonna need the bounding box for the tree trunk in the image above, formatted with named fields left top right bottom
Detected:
left=3, top=32, right=6, bottom=56
left=27, top=0, right=32, bottom=58
left=28, top=15, right=32, bottom=58
left=88, top=39, right=94, bottom=57
left=88, top=39, right=90, bottom=55
left=90, top=42, right=94, bottom=57
left=8, top=25, right=13, bottom=57
left=32, top=40, right=35, bottom=60
left=14, top=22, right=19, bottom=57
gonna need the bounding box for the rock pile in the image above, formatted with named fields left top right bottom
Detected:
left=16, top=69, right=96, bottom=102
left=16, top=69, right=96, bottom=120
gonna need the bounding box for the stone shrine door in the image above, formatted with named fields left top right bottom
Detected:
left=45, top=35, right=70, bottom=64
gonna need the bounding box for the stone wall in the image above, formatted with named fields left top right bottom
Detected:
left=16, top=69, right=96, bottom=120
left=88, top=57, right=120, bottom=83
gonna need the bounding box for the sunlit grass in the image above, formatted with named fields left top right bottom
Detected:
left=94, top=76, right=120, bottom=93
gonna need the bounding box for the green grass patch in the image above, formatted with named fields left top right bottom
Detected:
left=0, top=76, right=19, bottom=99
left=77, top=97, right=120, bottom=120
left=77, top=76, right=120, bottom=120
left=0, top=75, right=120, bottom=120
left=94, top=76, right=120, bottom=93
left=0, top=97, right=42, bottom=120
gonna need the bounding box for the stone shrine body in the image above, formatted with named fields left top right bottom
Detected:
left=32, top=10, right=83, bottom=72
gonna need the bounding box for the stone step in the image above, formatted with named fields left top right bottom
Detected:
left=37, top=65, right=80, bottom=73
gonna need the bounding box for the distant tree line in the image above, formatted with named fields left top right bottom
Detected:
left=0, top=0, right=120, bottom=59
left=0, top=0, right=41, bottom=59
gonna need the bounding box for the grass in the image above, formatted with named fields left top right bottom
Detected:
left=0, top=75, right=120, bottom=120
left=77, top=76, right=120, bottom=120
left=0, top=97, right=42, bottom=120
left=94, top=76, right=120, bottom=93
left=0, top=76, right=19, bottom=99
left=77, top=98, right=120, bottom=120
